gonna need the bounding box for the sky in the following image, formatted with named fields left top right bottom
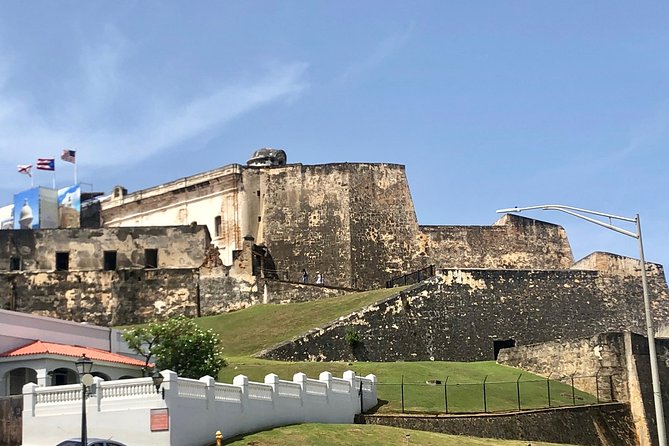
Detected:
left=0, top=1, right=668, bottom=268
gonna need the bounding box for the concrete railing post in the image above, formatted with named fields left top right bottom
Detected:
left=293, top=372, right=307, bottom=408
left=364, top=374, right=378, bottom=411
left=161, top=370, right=179, bottom=403
left=92, top=376, right=104, bottom=412
left=22, top=382, right=38, bottom=417
left=264, top=373, right=280, bottom=408
left=319, top=371, right=333, bottom=403
left=200, top=375, right=216, bottom=410
left=343, top=370, right=357, bottom=412
left=233, top=374, right=249, bottom=413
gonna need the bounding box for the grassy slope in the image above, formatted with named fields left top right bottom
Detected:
left=188, top=288, right=595, bottom=413
left=222, top=424, right=577, bottom=446
left=197, top=287, right=405, bottom=356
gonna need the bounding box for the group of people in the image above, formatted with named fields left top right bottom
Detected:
left=302, top=269, right=324, bottom=285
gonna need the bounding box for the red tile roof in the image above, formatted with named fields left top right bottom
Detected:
left=0, top=341, right=147, bottom=367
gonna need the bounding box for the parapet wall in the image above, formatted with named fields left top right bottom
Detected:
left=260, top=268, right=669, bottom=362
left=0, top=269, right=199, bottom=325
left=418, top=214, right=574, bottom=270
left=0, top=226, right=210, bottom=271
left=360, top=404, right=638, bottom=446
left=22, top=370, right=377, bottom=446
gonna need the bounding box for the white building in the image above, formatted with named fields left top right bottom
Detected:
left=0, top=309, right=145, bottom=396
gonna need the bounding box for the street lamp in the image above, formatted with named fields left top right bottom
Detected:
left=496, top=204, right=666, bottom=446
left=75, top=354, right=94, bottom=446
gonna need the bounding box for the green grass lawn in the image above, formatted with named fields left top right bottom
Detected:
left=196, top=287, right=406, bottom=356
left=121, top=286, right=597, bottom=414
left=221, top=423, right=578, bottom=446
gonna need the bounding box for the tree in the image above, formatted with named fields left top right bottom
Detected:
left=123, top=316, right=227, bottom=379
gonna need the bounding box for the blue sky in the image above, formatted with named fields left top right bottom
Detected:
left=1, top=1, right=668, bottom=268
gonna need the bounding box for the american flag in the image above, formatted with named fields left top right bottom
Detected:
left=36, top=158, right=55, bottom=171
left=17, top=164, right=32, bottom=177
left=61, top=149, right=76, bottom=164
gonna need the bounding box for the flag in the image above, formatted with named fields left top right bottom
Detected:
left=17, top=164, right=32, bottom=177
left=36, top=158, right=55, bottom=171
left=61, top=149, right=76, bottom=164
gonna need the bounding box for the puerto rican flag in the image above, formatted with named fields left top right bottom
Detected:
left=36, top=158, right=55, bottom=171
left=17, top=164, right=32, bottom=177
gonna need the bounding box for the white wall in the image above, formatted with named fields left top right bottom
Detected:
left=22, top=369, right=377, bottom=446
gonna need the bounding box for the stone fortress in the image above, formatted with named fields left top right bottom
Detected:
left=2, top=148, right=669, bottom=443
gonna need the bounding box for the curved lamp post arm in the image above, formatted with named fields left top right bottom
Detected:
left=496, top=204, right=666, bottom=446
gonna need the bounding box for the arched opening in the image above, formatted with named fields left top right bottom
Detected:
left=5, top=367, right=37, bottom=395
left=49, top=368, right=78, bottom=386
left=92, top=371, right=111, bottom=381
left=118, top=375, right=136, bottom=380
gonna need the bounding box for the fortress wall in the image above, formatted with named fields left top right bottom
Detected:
left=0, top=269, right=199, bottom=326
left=572, top=251, right=666, bottom=279
left=261, top=269, right=669, bottom=362
left=496, top=332, right=631, bottom=402
left=257, top=164, right=354, bottom=287
left=347, top=164, right=422, bottom=288
left=419, top=214, right=574, bottom=270
left=0, top=226, right=209, bottom=271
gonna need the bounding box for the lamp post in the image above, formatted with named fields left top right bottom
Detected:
left=496, top=204, right=666, bottom=446
left=75, top=354, right=94, bottom=446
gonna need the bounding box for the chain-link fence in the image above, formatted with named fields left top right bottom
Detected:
left=374, top=374, right=617, bottom=414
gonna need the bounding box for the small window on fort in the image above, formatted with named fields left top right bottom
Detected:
left=214, top=216, right=222, bottom=237
left=145, top=249, right=158, bottom=269
left=55, top=252, right=69, bottom=271
left=493, top=339, right=516, bottom=360
left=258, top=216, right=262, bottom=222
left=9, top=257, right=21, bottom=271
left=256, top=190, right=260, bottom=197
left=103, top=251, right=117, bottom=271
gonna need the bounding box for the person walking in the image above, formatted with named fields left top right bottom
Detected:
left=315, top=272, right=324, bottom=285
left=302, top=269, right=309, bottom=283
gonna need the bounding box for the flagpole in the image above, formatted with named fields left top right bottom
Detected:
left=31, top=175, right=34, bottom=188
left=52, top=169, right=56, bottom=189
left=74, top=159, right=78, bottom=185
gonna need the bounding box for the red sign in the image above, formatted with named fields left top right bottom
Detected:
left=150, top=408, right=169, bottom=432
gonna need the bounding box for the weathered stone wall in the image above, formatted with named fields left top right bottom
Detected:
left=359, top=403, right=638, bottom=446
left=260, top=268, right=669, bottom=362
left=0, top=226, right=210, bottom=271
left=257, top=164, right=355, bottom=288
left=418, top=214, right=574, bottom=270
left=572, top=251, right=667, bottom=278
left=497, top=332, right=630, bottom=403
left=628, top=333, right=669, bottom=446
left=0, top=269, right=199, bottom=326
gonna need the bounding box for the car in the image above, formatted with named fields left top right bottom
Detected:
left=56, top=438, right=128, bottom=446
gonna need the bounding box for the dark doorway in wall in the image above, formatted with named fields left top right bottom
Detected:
left=9, top=257, right=21, bottom=271
left=493, top=339, right=516, bottom=360
left=145, top=249, right=158, bottom=268
left=103, top=251, right=117, bottom=271
left=55, top=252, right=69, bottom=271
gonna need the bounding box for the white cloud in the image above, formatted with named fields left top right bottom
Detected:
left=337, top=24, right=414, bottom=84
left=0, top=30, right=310, bottom=170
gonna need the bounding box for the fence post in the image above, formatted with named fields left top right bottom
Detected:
left=570, top=373, right=576, bottom=406
left=516, top=374, right=522, bottom=411
left=595, top=370, right=601, bottom=404
left=444, top=376, right=449, bottom=414
left=401, top=375, right=405, bottom=414
left=547, top=374, right=552, bottom=408
left=483, top=375, right=488, bottom=413
left=359, top=381, right=364, bottom=414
